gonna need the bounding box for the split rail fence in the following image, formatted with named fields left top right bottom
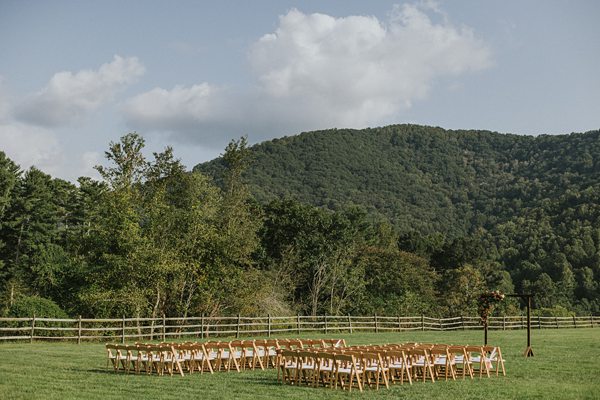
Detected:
left=0, top=314, right=597, bottom=343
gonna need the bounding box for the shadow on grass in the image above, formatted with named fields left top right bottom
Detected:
left=240, top=375, right=281, bottom=387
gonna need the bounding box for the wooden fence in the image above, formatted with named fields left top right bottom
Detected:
left=0, top=314, right=597, bottom=343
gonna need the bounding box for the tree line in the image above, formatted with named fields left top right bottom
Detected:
left=1, top=126, right=599, bottom=319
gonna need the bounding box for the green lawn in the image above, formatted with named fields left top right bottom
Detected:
left=1, top=328, right=599, bottom=399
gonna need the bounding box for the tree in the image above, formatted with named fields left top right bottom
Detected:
left=356, top=247, right=439, bottom=316
left=95, top=132, right=147, bottom=190
left=0, top=168, right=62, bottom=308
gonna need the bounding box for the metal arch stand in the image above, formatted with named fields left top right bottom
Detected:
left=507, top=293, right=534, bottom=357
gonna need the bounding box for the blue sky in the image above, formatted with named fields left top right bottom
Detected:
left=1, top=0, right=599, bottom=181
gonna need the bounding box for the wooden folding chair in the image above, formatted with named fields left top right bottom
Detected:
left=175, top=343, right=210, bottom=374
left=135, top=344, right=153, bottom=374
left=214, top=342, right=240, bottom=372
left=229, top=340, right=245, bottom=370
left=279, top=338, right=303, bottom=350
left=385, top=350, right=412, bottom=385
left=362, top=352, right=389, bottom=389
left=202, top=341, right=221, bottom=372
left=448, top=345, right=473, bottom=379
left=240, top=340, right=265, bottom=370
left=407, top=348, right=435, bottom=383
left=430, top=346, right=456, bottom=381
left=278, top=349, right=300, bottom=384
left=465, top=345, right=490, bottom=378
left=177, top=343, right=193, bottom=374
left=256, top=339, right=279, bottom=369
left=160, top=344, right=185, bottom=377
left=483, top=345, right=506, bottom=376
left=333, top=354, right=364, bottom=392
left=315, top=352, right=335, bottom=388
left=121, top=344, right=142, bottom=374
left=296, top=351, right=319, bottom=386
left=142, top=345, right=165, bottom=375
left=105, top=344, right=127, bottom=372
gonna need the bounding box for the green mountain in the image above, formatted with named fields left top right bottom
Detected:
left=195, top=124, right=600, bottom=237
left=196, top=124, right=600, bottom=313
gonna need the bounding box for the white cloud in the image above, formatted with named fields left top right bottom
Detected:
left=0, top=121, right=62, bottom=175
left=123, top=83, right=243, bottom=146
left=123, top=3, right=492, bottom=145
left=0, top=57, right=144, bottom=180
left=250, top=4, right=491, bottom=125
left=0, top=81, right=60, bottom=173
left=16, top=55, right=145, bottom=127
left=78, top=151, right=102, bottom=180
left=124, top=83, right=219, bottom=129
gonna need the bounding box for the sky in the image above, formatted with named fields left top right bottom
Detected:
left=1, top=0, right=599, bottom=182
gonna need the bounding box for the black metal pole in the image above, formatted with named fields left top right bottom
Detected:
left=524, top=295, right=534, bottom=357
left=484, top=322, right=488, bottom=345
left=527, top=296, right=531, bottom=348
left=506, top=293, right=534, bottom=357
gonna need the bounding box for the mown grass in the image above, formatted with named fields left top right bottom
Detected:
left=0, top=328, right=598, bottom=399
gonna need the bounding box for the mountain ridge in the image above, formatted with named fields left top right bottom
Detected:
left=195, top=124, right=600, bottom=237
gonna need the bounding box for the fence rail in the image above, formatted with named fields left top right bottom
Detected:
left=0, top=314, right=597, bottom=343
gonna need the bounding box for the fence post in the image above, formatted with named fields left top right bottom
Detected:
left=348, top=314, right=353, bottom=334
left=555, top=317, right=559, bottom=329
left=30, top=314, right=35, bottom=343
left=162, top=314, right=166, bottom=341
left=200, top=314, right=205, bottom=339
left=573, top=315, right=577, bottom=328
left=461, top=315, right=465, bottom=330
left=268, top=314, right=272, bottom=338
left=121, top=316, right=126, bottom=344
left=150, top=315, right=156, bottom=341
left=374, top=314, right=378, bottom=333
left=521, top=315, right=524, bottom=329
left=538, top=315, right=541, bottom=329
left=324, top=315, right=328, bottom=334
left=397, top=315, right=401, bottom=331
left=78, top=315, right=82, bottom=344
left=297, top=314, right=301, bottom=335
left=591, top=315, right=594, bottom=328
left=503, top=316, right=506, bottom=331
left=421, top=314, right=425, bottom=331
left=179, top=316, right=185, bottom=339
left=137, top=317, right=142, bottom=340
left=439, top=317, right=443, bottom=331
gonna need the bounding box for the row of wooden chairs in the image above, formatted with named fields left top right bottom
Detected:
left=277, top=342, right=505, bottom=392
left=105, top=343, right=186, bottom=376
left=106, top=338, right=347, bottom=376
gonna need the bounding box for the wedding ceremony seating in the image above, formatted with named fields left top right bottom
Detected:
left=275, top=341, right=505, bottom=392
left=105, top=338, right=505, bottom=392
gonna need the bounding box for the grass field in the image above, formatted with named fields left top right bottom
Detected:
left=1, top=328, right=599, bottom=399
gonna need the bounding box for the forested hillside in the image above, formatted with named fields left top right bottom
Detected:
left=1, top=125, right=599, bottom=320
left=197, top=125, right=600, bottom=235
left=196, top=125, right=600, bottom=314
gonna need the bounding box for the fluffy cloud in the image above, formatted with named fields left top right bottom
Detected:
left=124, top=83, right=225, bottom=136
left=1, top=56, right=143, bottom=179
left=123, top=3, right=492, bottom=145
left=16, top=55, right=144, bottom=127
left=0, top=121, right=62, bottom=175
left=250, top=4, right=492, bottom=125
left=124, top=84, right=273, bottom=146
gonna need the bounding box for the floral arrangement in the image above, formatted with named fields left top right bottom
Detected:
left=477, top=290, right=505, bottom=325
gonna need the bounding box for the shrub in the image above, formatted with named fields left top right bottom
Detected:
left=535, top=305, right=574, bottom=317
left=8, top=295, right=69, bottom=318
